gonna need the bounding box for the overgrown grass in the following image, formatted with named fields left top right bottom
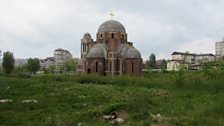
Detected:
left=0, top=72, right=224, bottom=125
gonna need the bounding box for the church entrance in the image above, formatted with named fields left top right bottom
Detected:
left=87, top=68, right=91, bottom=74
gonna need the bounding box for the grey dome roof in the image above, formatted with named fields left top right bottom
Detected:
left=87, top=44, right=108, bottom=59
left=82, top=33, right=92, bottom=43
left=118, top=44, right=141, bottom=59
left=98, top=20, right=126, bottom=33
left=83, top=33, right=92, bottom=39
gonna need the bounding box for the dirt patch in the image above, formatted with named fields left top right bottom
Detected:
left=22, top=100, right=38, bottom=103
left=101, top=110, right=129, bottom=124
left=117, top=110, right=128, bottom=120
left=0, top=99, right=12, bottom=103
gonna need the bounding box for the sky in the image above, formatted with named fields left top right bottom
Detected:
left=1, top=0, right=224, bottom=60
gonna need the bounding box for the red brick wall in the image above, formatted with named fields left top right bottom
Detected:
left=124, top=59, right=142, bottom=76
left=87, top=58, right=105, bottom=75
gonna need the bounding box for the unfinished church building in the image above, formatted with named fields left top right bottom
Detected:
left=76, top=19, right=142, bottom=76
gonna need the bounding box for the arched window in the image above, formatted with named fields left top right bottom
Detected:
left=111, top=33, right=114, bottom=38
left=109, top=62, right=112, bottom=73
left=83, top=44, right=86, bottom=52
left=96, top=61, right=98, bottom=73
left=122, top=34, right=124, bottom=39
left=132, top=62, right=134, bottom=73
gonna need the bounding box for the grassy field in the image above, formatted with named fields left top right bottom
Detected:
left=0, top=72, right=224, bottom=126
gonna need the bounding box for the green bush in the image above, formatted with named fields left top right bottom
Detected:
left=77, top=74, right=102, bottom=84
left=173, top=68, right=186, bottom=88
left=33, top=75, right=77, bottom=84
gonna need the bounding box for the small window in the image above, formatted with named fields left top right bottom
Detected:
left=122, top=34, right=124, bottom=39
left=100, top=34, right=103, bottom=38
left=111, top=33, right=114, bottom=38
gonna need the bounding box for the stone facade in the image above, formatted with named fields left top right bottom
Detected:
left=77, top=19, right=142, bottom=76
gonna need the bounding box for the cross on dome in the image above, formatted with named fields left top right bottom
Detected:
left=109, top=12, right=114, bottom=20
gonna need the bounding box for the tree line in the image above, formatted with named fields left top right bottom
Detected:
left=145, top=53, right=167, bottom=72
left=0, top=51, right=77, bottom=75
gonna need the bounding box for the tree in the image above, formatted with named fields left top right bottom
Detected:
left=160, top=59, right=167, bottom=72
left=60, top=60, right=77, bottom=74
left=14, top=65, right=27, bottom=74
left=148, top=53, right=156, bottom=70
left=27, top=58, right=40, bottom=74
left=61, top=60, right=77, bottom=73
left=174, top=66, right=186, bottom=87
left=44, top=65, right=55, bottom=75
left=203, top=60, right=224, bottom=79
left=48, top=65, right=55, bottom=74
left=2, top=51, right=15, bottom=74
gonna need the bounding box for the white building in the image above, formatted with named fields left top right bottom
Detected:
left=40, top=57, right=55, bottom=70
left=194, top=54, right=215, bottom=64
left=168, top=52, right=215, bottom=71
left=215, top=41, right=224, bottom=59
left=15, top=59, right=27, bottom=67
left=172, top=52, right=195, bottom=64
left=54, top=48, right=73, bottom=72
left=167, top=60, right=189, bottom=71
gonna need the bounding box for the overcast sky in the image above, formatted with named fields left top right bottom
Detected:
left=1, top=0, right=224, bottom=60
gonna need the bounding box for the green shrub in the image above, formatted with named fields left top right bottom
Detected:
left=173, top=68, right=186, bottom=88
left=12, top=73, right=31, bottom=78
left=77, top=74, right=102, bottom=84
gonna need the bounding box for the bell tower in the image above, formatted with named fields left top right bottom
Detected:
left=81, top=33, right=94, bottom=72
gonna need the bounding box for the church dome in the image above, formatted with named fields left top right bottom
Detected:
left=98, top=20, right=126, bottom=33
left=87, top=44, right=108, bottom=59
left=83, top=33, right=92, bottom=39
left=126, top=47, right=141, bottom=59
left=118, top=44, right=141, bottom=59
left=82, top=33, right=93, bottom=43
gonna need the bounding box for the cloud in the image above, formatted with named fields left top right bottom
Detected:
left=1, top=0, right=224, bottom=60
left=176, top=38, right=216, bottom=54
left=0, top=0, right=102, bottom=58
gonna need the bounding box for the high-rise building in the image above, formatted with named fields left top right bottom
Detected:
left=54, top=48, right=73, bottom=72
left=215, top=40, right=224, bottom=59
